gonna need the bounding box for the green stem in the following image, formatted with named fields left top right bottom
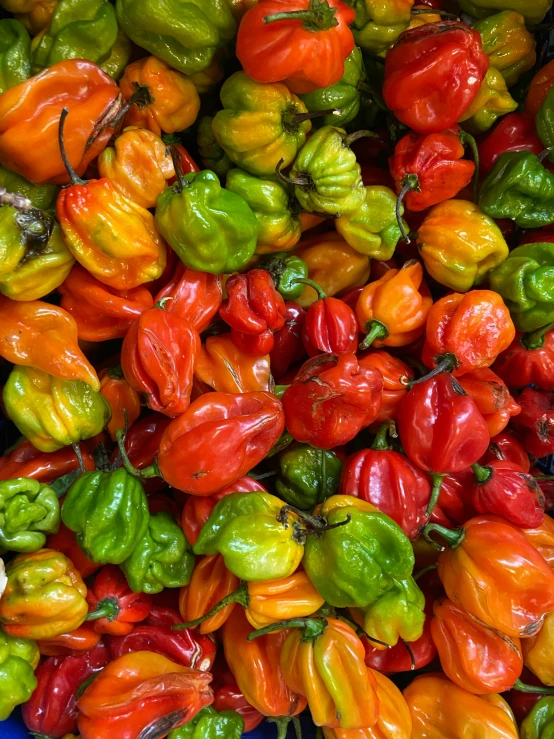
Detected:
left=58, top=107, right=85, bottom=186
left=278, top=505, right=351, bottom=535
left=402, top=639, right=416, bottom=670
left=422, top=523, right=465, bottom=551
left=396, top=174, right=420, bottom=243
left=459, top=131, right=480, bottom=204
left=413, top=563, right=438, bottom=581
left=107, top=365, right=124, bottom=380
left=513, top=679, right=554, bottom=694
left=154, top=297, right=172, bottom=310
left=426, top=474, right=445, bottom=517
left=336, top=612, right=391, bottom=649
left=291, top=277, right=327, bottom=300
left=263, top=0, right=338, bottom=31
left=174, top=583, right=250, bottom=630
left=267, top=717, right=302, bottom=739
left=343, top=130, right=381, bottom=147
left=407, top=354, right=458, bottom=387
left=371, top=421, right=395, bottom=451
left=359, top=320, right=389, bottom=350
left=115, top=429, right=161, bottom=480
left=521, top=322, right=554, bottom=350
left=248, top=617, right=327, bottom=642
left=472, top=462, right=493, bottom=484
left=85, top=597, right=120, bottom=622
left=292, top=108, right=343, bottom=124
left=275, top=158, right=312, bottom=190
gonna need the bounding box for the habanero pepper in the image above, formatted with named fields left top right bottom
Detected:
left=270, top=302, right=306, bottom=380
left=121, top=413, right=171, bottom=473
left=521, top=694, right=554, bottom=739
left=99, top=366, right=141, bottom=442
left=179, top=554, right=240, bottom=635
left=479, top=113, right=543, bottom=175
left=457, top=367, right=521, bottom=438
left=512, top=388, right=554, bottom=458
left=0, top=627, right=38, bottom=721
left=522, top=515, right=554, bottom=569
left=85, top=564, right=152, bottom=636
left=480, top=431, right=530, bottom=473
left=474, top=10, right=536, bottom=88
left=301, top=283, right=358, bottom=357
left=522, top=611, right=554, bottom=687
left=0, top=477, right=60, bottom=554
left=154, top=261, right=222, bottom=334
left=358, top=351, right=413, bottom=423
left=213, top=683, right=263, bottom=734
left=36, top=623, right=101, bottom=656
left=195, top=334, right=273, bottom=394
left=276, top=444, right=342, bottom=510
left=430, top=468, right=477, bottom=529
left=493, top=325, right=554, bottom=391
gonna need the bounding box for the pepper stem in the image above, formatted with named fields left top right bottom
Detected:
left=521, top=322, right=554, bottom=350
left=426, top=474, right=445, bottom=517
left=58, top=108, right=86, bottom=186
left=263, top=0, right=338, bottom=31
left=343, top=130, right=381, bottom=148
left=402, top=639, right=416, bottom=670
left=174, top=583, right=250, bottom=630
left=472, top=462, right=493, bottom=484
left=85, top=596, right=120, bottom=622
left=359, top=320, right=389, bottom=350
left=115, top=429, right=161, bottom=480
left=168, top=146, right=188, bottom=193
left=413, top=563, right=438, bottom=581
left=107, top=365, right=125, bottom=380
left=513, top=679, right=554, bottom=694
left=336, top=612, right=391, bottom=648
left=411, top=7, right=459, bottom=18
left=154, top=297, right=172, bottom=311
left=72, top=443, right=86, bottom=476
left=407, top=354, right=459, bottom=387
left=112, top=82, right=154, bottom=128
left=278, top=504, right=351, bottom=537
left=0, top=187, right=32, bottom=211
left=422, top=523, right=465, bottom=551
left=275, top=158, right=312, bottom=189
left=267, top=716, right=302, bottom=739
left=371, top=421, right=396, bottom=451
left=291, top=277, right=327, bottom=300
left=292, top=108, right=343, bottom=124
left=248, top=617, right=327, bottom=642
left=459, top=131, right=480, bottom=204
left=396, top=174, right=420, bottom=243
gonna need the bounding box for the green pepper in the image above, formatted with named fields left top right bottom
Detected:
left=61, top=467, right=150, bottom=565
left=275, top=444, right=342, bottom=510
left=116, top=0, right=236, bottom=76
left=521, top=696, right=554, bottom=739
left=0, top=627, right=39, bottom=721
left=336, top=185, right=405, bottom=259
left=193, top=491, right=305, bottom=582
left=352, top=576, right=425, bottom=648
left=299, top=47, right=365, bottom=128
left=121, top=511, right=194, bottom=594
left=536, top=86, right=554, bottom=164
left=100, top=28, right=132, bottom=81
left=197, top=116, right=232, bottom=180
left=303, top=496, right=415, bottom=608
left=0, top=164, right=59, bottom=210
left=458, top=68, right=517, bottom=134
left=347, top=0, right=412, bottom=56
left=31, top=0, right=121, bottom=74
left=473, top=11, right=536, bottom=88
left=155, top=169, right=258, bottom=274
left=489, top=242, right=554, bottom=332
left=259, top=252, right=308, bottom=301
left=0, top=19, right=31, bottom=95
left=3, top=366, right=111, bottom=453
left=212, top=71, right=312, bottom=178
left=0, top=478, right=60, bottom=554
left=225, top=169, right=302, bottom=254
left=457, top=0, right=550, bottom=25
left=478, top=151, right=554, bottom=228
left=168, top=707, right=244, bottom=739
left=286, top=126, right=365, bottom=216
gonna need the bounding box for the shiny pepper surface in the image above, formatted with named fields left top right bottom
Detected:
left=86, top=565, right=151, bottom=636
left=0, top=19, right=31, bottom=95
left=179, top=554, right=240, bottom=634
left=522, top=611, right=554, bottom=687
left=195, top=335, right=273, bottom=394
left=511, top=387, right=554, bottom=458
left=282, top=353, right=383, bottom=449
left=0, top=548, right=88, bottom=639
left=458, top=367, right=520, bottom=438
left=474, top=11, right=536, bottom=87
left=302, top=296, right=358, bottom=357
left=99, top=367, right=140, bottom=442
left=0, top=478, right=59, bottom=553
left=155, top=262, right=222, bottom=334
left=348, top=0, right=412, bottom=55
left=458, top=67, right=517, bottom=134
left=521, top=696, right=554, bottom=739
left=479, top=112, right=543, bottom=175
left=0, top=162, right=59, bottom=209
left=458, top=0, right=551, bottom=25
left=359, top=352, right=412, bottom=422
left=0, top=628, right=38, bottom=720
left=168, top=706, right=244, bottom=739
left=276, top=444, right=342, bottom=510
left=493, top=325, right=554, bottom=390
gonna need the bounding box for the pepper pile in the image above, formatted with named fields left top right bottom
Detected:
left=2, top=0, right=554, bottom=738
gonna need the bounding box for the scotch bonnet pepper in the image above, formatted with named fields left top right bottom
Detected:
left=493, top=324, right=554, bottom=391
left=347, top=0, right=412, bottom=56
left=457, top=0, right=551, bottom=25
left=168, top=706, right=244, bottom=739
left=458, top=68, right=517, bottom=134
left=474, top=11, right=536, bottom=88
left=195, top=334, right=273, bottom=394
left=0, top=19, right=31, bottom=95
left=0, top=163, right=59, bottom=209
left=154, top=262, right=222, bottom=334
left=86, top=564, right=152, bottom=636
left=0, top=628, right=38, bottom=720
left=276, top=444, right=342, bottom=510
left=0, top=477, right=60, bottom=553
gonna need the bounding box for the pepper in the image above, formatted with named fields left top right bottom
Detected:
left=155, top=262, right=222, bottom=334
left=479, top=113, right=543, bottom=175
left=22, top=642, right=109, bottom=737
left=481, top=431, right=530, bottom=472
left=282, top=353, right=383, bottom=449
left=0, top=295, right=98, bottom=389
left=121, top=511, right=194, bottom=595
left=0, top=548, right=88, bottom=639
left=359, top=352, right=412, bottom=422
left=99, top=367, right=140, bottom=442
left=404, top=674, right=519, bottom=739
left=430, top=468, right=478, bottom=529
left=422, top=290, right=516, bottom=376
left=0, top=441, right=94, bottom=486
left=383, top=22, right=489, bottom=135
left=122, top=413, right=170, bottom=476
left=303, top=495, right=415, bottom=607
left=156, top=391, right=285, bottom=495
left=527, top=60, right=554, bottom=117
left=270, top=302, right=306, bottom=379
left=76, top=651, right=214, bottom=739
left=212, top=72, right=312, bottom=178
left=47, top=521, right=99, bottom=580
left=3, top=366, right=111, bottom=453
left=119, top=56, right=200, bottom=136
left=195, top=117, right=229, bottom=180
left=301, top=290, right=358, bottom=357
left=0, top=627, right=38, bottom=720
left=0, top=162, right=59, bottom=209
left=226, top=169, right=302, bottom=254
left=212, top=670, right=264, bottom=733
left=260, top=253, right=309, bottom=301
left=457, top=0, right=551, bottom=25
left=355, top=260, right=432, bottom=349
left=236, top=0, right=355, bottom=94
left=195, top=335, right=273, bottom=394
left=347, top=0, right=412, bottom=56
left=31, top=0, right=121, bottom=75
left=86, top=565, right=151, bottom=636
left=276, top=444, right=342, bottom=509
left=179, top=554, right=240, bottom=635
left=36, top=622, right=100, bottom=656
left=474, top=11, right=536, bottom=88
left=0, top=19, right=31, bottom=95
left=1, top=0, right=58, bottom=34
left=458, top=367, right=521, bottom=438
left=493, top=325, right=554, bottom=391
left=511, top=387, right=554, bottom=458
left=521, top=696, right=554, bottom=739
left=154, top=168, right=258, bottom=276
left=0, top=477, right=60, bottom=554
left=522, top=612, right=554, bottom=687
left=168, top=706, right=244, bottom=739
left=458, top=68, right=518, bottom=134
left=0, top=59, right=122, bottom=185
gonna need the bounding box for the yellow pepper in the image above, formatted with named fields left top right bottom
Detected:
left=407, top=5, right=441, bottom=30
left=474, top=11, right=536, bottom=88
left=522, top=611, right=554, bottom=686
left=194, top=334, right=273, bottom=394
left=458, top=67, right=517, bottom=134
left=0, top=0, right=58, bottom=34
left=417, top=199, right=509, bottom=292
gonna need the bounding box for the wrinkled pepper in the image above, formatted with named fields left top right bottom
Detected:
left=0, top=477, right=60, bottom=553
left=301, top=291, right=358, bottom=357
left=359, top=352, right=412, bottom=422
left=493, top=324, right=554, bottom=391
left=457, top=367, right=521, bottom=437
left=260, top=253, right=309, bottom=301
left=474, top=11, right=536, bottom=87
left=0, top=627, right=38, bottom=720
left=168, top=706, right=244, bottom=739
left=179, top=554, right=240, bottom=635
left=195, top=335, right=273, bottom=394
left=99, top=366, right=140, bottom=442
left=276, top=444, right=342, bottom=510
left=458, top=67, right=517, bottom=134
left=155, top=262, right=222, bottom=334
left=0, top=19, right=31, bottom=95
left=86, top=565, right=151, bottom=636
left=270, top=302, right=306, bottom=379
left=479, top=112, right=543, bottom=175
left=347, top=0, right=412, bottom=56
left=512, top=387, right=554, bottom=458
left=522, top=611, right=554, bottom=687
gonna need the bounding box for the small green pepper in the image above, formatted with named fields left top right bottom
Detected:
left=0, top=164, right=59, bottom=210
left=197, top=116, right=232, bottom=180
left=275, top=444, right=342, bottom=510
left=168, top=707, right=244, bottom=739
left=0, top=19, right=31, bottom=95
left=521, top=695, right=554, bottom=739
left=259, top=252, right=308, bottom=301
left=458, top=67, right=517, bottom=134
left=347, top=0, right=412, bottom=56
left=61, top=467, right=150, bottom=565
left=0, top=627, right=39, bottom=720
left=0, top=478, right=60, bottom=554
left=121, top=511, right=194, bottom=594
left=100, top=28, right=132, bottom=81
left=536, top=86, right=554, bottom=164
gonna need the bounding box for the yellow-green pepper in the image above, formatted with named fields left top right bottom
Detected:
left=0, top=19, right=31, bottom=95
left=458, top=67, right=517, bottom=134
left=474, top=11, right=536, bottom=88
left=0, top=627, right=39, bottom=720
left=347, top=0, right=414, bottom=56
left=457, top=0, right=551, bottom=25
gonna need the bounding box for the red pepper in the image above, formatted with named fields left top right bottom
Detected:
left=301, top=292, right=358, bottom=357
left=22, top=641, right=110, bottom=738
left=0, top=439, right=95, bottom=483
left=512, top=388, right=554, bottom=458
left=37, top=624, right=102, bottom=657
left=493, top=324, right=554, bottom=392
left=430, top=468, right=477, bottom=528
left=211, top=655, right=264, bottom=732
left=270, top=302, right=306, bottom=380
left=340, top=422, right=433, bottom=539
left=121, top=304, right=200, bottom=417
left=470, top=460, right=544, bottom=529
left=457, top=367, right=521, bottom=438
left=86, top=565, right=152, bottom=636
left=220, top=269, right=286, bottom=357
left=480, top=432, right=530, bottom=473
left=123, top=413, right=171, bottom=471
left=479, top=113, right=543, bottom=175
left=47, top=521, right=100, bottom=579
left=383, top=22, right=489, bottom=134
left=358, top=351, right=413, bottom=423
left=533, top=468, right=554, bottom=512
left=389, top=126, right=475, bottom=212
left=282, top=353, right=383, bottom=449
left=157, top=391, right=285, bottom=495
left=154, top=262, right=223, bottom=333
left=521, top=225, right=554, bottom=245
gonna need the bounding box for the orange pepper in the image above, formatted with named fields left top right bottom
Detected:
left=179, top=554, right=240, bottom=635
left=97, top=127, right=175, bottom=209
left=37, top=623, right=102, bottom=656
left=404, top=673, right=518, bottom=739
left=119, top=56, right=200, bottom=137
left=458, top=367, right=521, bottom=437
left=521, top=515, right=554, bottom=569
left=355, top=260, right=433, bottom=349
left=358, top=351, right=414, bottom=422
left=99, top=366, right=141, bottom=441
left=522, top=610, right=554, bottom=686
left=195, top=334, right=273, bottom=393
left=0, top=296, right=99, bottom=390
left=526, top=59, right=554, bottom=117
left=0, top=59, right=122, bottom=185
left=3, top=0, right=58, bottom=34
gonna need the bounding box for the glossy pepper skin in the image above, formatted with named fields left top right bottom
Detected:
left=422, top=290, right=516, bottom=376
left=304, top=495, right=415, bottom=608
left=3, top=366, right=111, bottom=453
left=512, top=388, right=554, bottom=458
left=99, top=367, right=140, bottom=442
left=282, top=353, right=383, bottom=449
left=404, top=674, right=518, bottom=739
left=493, top=325, right=554, bottom=391
left=157, top=391, right=285, bottom=495
left=62, top=467, right=150, bottom=565
left=383, top=22, right=489, bottom=135
left=0, top=440, right=94, bottom=486
left=270, top=302, right=306, bottom=379
left=458, top=67, right=517, bottom=134
left=0, top=19, right=30, bottom=96
left=179, top=554, right=240, bottom=634
left=0, top=59, right=122, bottom=185
left=0, top=162, right=59, bottom=209
left=121, top=511, right=194, bottom=595
left=0, top=627, right=38, bottom=720
left=0, top=477, right=60, bottom=553
left=489, top=243, right=554, bottom=333
left=479, top=113, right=543, bottom=175
left=276, top=444, right=342, bottom=510
left=521, top=696, right=554, bottom=739
left=155, top=169, right=258, bottom=275
left=347, top=0, right=412, bottom=55
left=155, top=262, right=222, bottom=334
left=522, top=611, right=554, bottom=687
left=481, top=431, right=530, bottom=473
left=361, top=354, right=411, bottom=423
left=197, top=116, right=232, bottom=179
left=355, top=260, right=432, bottom=348
left=86, top=565, right=151, bottom=636
left=46, top=522, right=99, bottom=580
left=417, top=200, right=509, bottom=292
left=302, top=296, right=358, bottom=357
left=168, top=706, right=244, bottom=739
left=458, top=0, right=551, bottom=25
left=474, top=11, right=535, bottom=88
left=261, top=253, right=309, bottom=302
left=195, top=335, right=273, bottom=394
left=76, top=651, right=214, bottom=739
left=236, top=0, right=355, bottom=95
left=458, top=367, right=521, bottom=438
left=431, top=598, right=523, bottom=694
left=36, top=622, right=101, bottom=656
left=526, top=59, right=554, bottom=117
left=0, top=548, right=88, bottom=639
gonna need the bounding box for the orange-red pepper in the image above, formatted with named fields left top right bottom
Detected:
left=36, top=623, right=101, bottom=656
left=195, top=334, right=273, bottom=394
left=99, top=367, right=141, bottom=441
left=359, top=351, right=414, bottom=423
left=179, top=554, right=240, bottom=635
left=155, top=262, right=222, bottom=334
left=458, top=367, right=521, bottom=437
left=526, top=59, right=554, bottom=117
left=0, top=440, right=95, bottom=484
left=522, top=610, right=554, bottom=686
left=522, top=516, right=554, bottom=569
